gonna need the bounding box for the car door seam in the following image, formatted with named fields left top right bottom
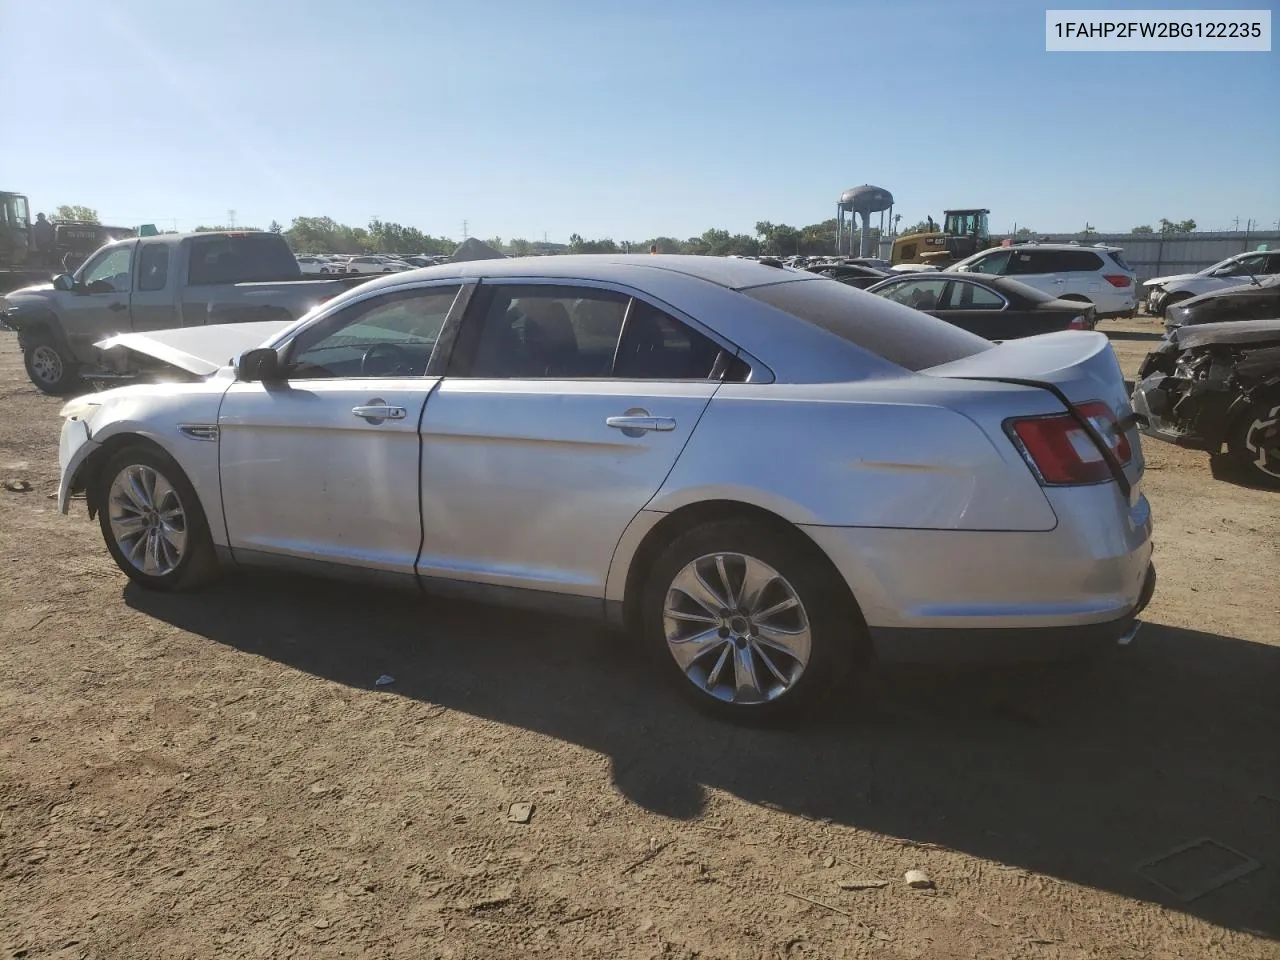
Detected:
left=413, top=376, right=444, bottom=592
left=600, top=379, right=725, bottom=615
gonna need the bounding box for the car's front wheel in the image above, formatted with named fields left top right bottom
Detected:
left=94, top=444, right=219, bottom=591
left=642, top=519, right=861, bottom=724
left=1228, top=396, right=1280, bottom=489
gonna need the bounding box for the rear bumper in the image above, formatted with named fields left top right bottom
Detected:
left=867, top=564, right=1156, bottom=663
left=802, top=484, right=1154, bottom=662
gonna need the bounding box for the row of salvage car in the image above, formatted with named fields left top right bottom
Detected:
left=1132, top=267, right=1280, bottom=489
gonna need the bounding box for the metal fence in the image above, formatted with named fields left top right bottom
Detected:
left=876, top=230, right=1279, bottom=282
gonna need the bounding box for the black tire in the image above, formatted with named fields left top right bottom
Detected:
left=22, top=332, right=81, bottom=396
left=94, top=443, right=219, bottom=591
left=1227, top=396, right=1280, bottom=490
left=640, top=519, right=863, bottom=724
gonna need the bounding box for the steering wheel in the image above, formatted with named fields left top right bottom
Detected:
left=360, top=342, right=411, bottom=376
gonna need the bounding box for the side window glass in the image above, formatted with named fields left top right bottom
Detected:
left=614, top=299, right=724, bottom=380
left=468, top=286, right=629, bottom=378
left=946, top=281, right=1005, bottom=310
left=136, top=244, right=169, bottom=292
left=1006, top=251, right=1044, bottom=276
left=81, top=246, right=133, bottom=291
left=881, top=279, right=946, bottom=310
left=965, top=250, right=1010, bottom=275
left=285, top=285, right=460, bottom=379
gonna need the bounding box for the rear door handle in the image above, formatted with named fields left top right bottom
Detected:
left=606, top=415, right=676, bottom=433
left=108, top=302, right=128, bottom=312
left=352, top=404, right=406, bottom=422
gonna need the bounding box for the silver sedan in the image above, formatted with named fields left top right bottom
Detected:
left=57, top=255, right=1155, bottom=723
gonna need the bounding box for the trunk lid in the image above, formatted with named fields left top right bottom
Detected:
left=95, top=319, right=293, bottom=377
left=923, top=331, right=1143, bottom=493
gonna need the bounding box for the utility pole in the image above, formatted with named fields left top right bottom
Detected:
left=1232, top=216, right=1240, bottom=232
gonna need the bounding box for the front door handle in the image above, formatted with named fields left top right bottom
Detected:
left=108, top=302, right=128, bottom=312
left=606, top=415, right=676, bottom=433
left=352, top=403, right=407, bottom=423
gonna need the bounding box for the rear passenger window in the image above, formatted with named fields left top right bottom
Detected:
left=136, top=243, right=169, bottom=292
left=187, top=234, right=301, bottom=285
left=1058, top=250, right=1104, bottom=272
left=461, top=285, right=728, bottom=380
left=1006, top=251, right=1052, bottom=275
left=614, top=299, right=724, bottom=379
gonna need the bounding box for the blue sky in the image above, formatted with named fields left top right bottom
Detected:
left=2, top=0, right=1276, bottom=241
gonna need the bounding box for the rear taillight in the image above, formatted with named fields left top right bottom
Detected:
left=1068, top=316, right=1088, bottom=330
left=1103, top=274, right=1132, bottom=288
left=1006, top=400, right=1131, bottom=486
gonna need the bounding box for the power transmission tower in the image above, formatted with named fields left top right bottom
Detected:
left=227, top=209, right=237, bottom=228
left=461, top=220, right=469, bottom=240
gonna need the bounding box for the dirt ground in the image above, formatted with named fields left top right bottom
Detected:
left=1, top=317, right=1277, bottom=960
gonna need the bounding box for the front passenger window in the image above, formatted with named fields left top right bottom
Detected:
left=285, top=285, right=461, bottom=379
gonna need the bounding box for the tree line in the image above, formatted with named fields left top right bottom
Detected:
left=48, top=205, right=1210, bottom=256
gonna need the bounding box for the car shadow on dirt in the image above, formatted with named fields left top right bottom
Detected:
left=124, top=573, right=1280, bottom=939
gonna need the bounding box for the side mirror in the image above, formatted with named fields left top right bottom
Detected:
left=234, top=347, right=282, bottom=382
left=52, top=274, right=75, bottom=292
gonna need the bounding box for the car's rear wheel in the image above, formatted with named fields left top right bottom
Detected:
left=1228, top=396, right=1280, bottom=489
left=23, top=334, right=81, bottom=395
left=641, top=519, right=861, bottom=724
left=95, top=444, right=219, bottom=591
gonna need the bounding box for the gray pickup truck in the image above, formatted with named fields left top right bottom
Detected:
left=0, top=230, right=374, bottom=394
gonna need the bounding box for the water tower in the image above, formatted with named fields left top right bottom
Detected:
left=836, top=185, right=894, bottom=257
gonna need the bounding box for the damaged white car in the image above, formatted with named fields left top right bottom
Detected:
left=57, top=256, right=1155, bottom=722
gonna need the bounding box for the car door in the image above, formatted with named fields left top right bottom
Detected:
left=57, top=242, right=137, bottom=359
left=1002, top=248, right=1063, bottom=297
left=932, top=279, right=1022, bottom=338
left=217, top=281, right=466, bottom=574
left=416, top=281, right=735, bottom=599
left=129, top=241, right=175, bottom=332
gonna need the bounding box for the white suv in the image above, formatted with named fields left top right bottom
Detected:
left=951, top=243, right=1138, bottom=319
left=1144, top=250, right=1280, bottom=317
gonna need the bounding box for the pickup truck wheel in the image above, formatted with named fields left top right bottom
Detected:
left=1228, top=397, right=1280, bottom=490
left=95, top=444, right=219, bottom=591
left=23, top=335, right=81, bottom=396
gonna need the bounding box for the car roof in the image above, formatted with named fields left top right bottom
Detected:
left=995, top=242, right=1124, bottom=253
left=344, top=254, right=808, bottom=295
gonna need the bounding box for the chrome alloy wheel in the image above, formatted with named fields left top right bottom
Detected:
left=107, top=464, right=188, bottom=576
left=662, top=552, right=812, bottom=705
left=29, top=345, right=64, bottom=385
